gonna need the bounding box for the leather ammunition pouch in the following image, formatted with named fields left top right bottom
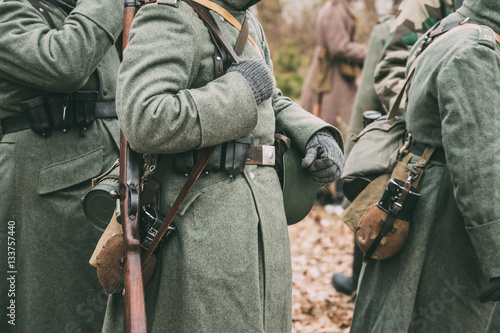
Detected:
left=1, top=91, right=116, bottom=136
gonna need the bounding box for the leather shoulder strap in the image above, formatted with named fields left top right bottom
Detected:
left=27, top=0, right=56, bottom=29
left=234, top=15, right=249, bottom=57
left=183, top=0, right=240, bottom=63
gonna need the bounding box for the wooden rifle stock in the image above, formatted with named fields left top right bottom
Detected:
left=120, top=2, right=147, bottom=332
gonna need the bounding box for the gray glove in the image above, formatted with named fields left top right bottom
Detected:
left=477, top=277, right=500, bottom=303
left=227, top=58, right=275, bottom=105
left=302, top=129, right=344, bottom=187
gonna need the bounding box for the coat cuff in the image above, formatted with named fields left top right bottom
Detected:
left=72, top=0, right=123, bottom=41
left=467, top=219, right=500, bottom=278
left=275, top=107, right=344, bottom=154
left=188, top=73, right=258, bottom=148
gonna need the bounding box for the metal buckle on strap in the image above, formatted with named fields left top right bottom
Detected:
left=261, top=145, right=275, bottom=166
left=246, top=145, right=276, bottom=166
left=148, top=228, right=158, bottom=237
left=157, top=0, right=178, bottom=6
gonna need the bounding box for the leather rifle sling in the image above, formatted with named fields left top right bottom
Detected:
left=142, top=0, right=248, bottom=266
left=234, top=16, right=249, bottom=56
left=142, top=147, right=215, bottom=266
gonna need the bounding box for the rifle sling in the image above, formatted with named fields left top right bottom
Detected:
left=234, top=15, right=249, bottom=56
left=142, top=147, right=215, bottom=265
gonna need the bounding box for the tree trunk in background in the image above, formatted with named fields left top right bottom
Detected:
left=364, top=0, right=376, bottom=14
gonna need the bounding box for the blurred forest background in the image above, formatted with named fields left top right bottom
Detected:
left=254, top=0, right=395, bottom=102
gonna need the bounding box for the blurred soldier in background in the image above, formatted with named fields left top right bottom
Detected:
left=300, top=0, right=366, bottom=131
left=351, top=0, right=500, bottom=331
left=300, top=0, right=366, bottom=205
left=0, top=0, right=122, bottom=331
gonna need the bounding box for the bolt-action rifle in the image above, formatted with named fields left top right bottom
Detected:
left=120, top=1, right=147, bottom=332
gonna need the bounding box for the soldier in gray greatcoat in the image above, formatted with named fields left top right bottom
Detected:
left=102, top=0, right=344, bottom=332
left=0, top=0, right=122, bottom=331
left=351, top=0, right=500, bottom=331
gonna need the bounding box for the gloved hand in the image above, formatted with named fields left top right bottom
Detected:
left=302, top=129, right=343, bottom=187
left=227, top=58, right=275, bottom=105
left=477, top=277, right=500, bottom=303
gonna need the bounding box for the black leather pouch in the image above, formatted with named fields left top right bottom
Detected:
left=21, top=96, right=52, bottom=136
left=75, top=91, right=98, bottom=130
left=45, top=94, right=73, bottom=130
left=224, top=134, right=252, bottom=176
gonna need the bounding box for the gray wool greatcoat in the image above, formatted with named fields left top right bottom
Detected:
left=102, top=0, right=342, bottom=332
left=300, top=0, right=366, bottom=132
left=351, top=2, right=500, bottom=332
left=0, top=0, right=122, bottom=332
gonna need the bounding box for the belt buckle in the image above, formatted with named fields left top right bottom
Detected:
left=261, top=145, right=275, bottom=166
left=157, top=0, right=178, bottom=6
left=148, top=228, right=158, bottom=237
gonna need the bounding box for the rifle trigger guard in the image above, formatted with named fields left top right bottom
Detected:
left=129, top=188, right=139, bottom=215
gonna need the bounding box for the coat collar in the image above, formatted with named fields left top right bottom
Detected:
left=211, top=0, right=260, bottom=11
left=459, top=0, right=500, bottom=34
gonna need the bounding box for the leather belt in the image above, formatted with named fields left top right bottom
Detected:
left=246, top=145, right=275, bottom=166
left=95, top=101, right=117, bottom=118
left=408, top=139, right=446, bottom=164
left=0, top=101, right=117, bottom=135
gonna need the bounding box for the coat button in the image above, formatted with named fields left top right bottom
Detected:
left=249, top=172, right=256, bottom=180
left=103, top=88, right=109, bottom=96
